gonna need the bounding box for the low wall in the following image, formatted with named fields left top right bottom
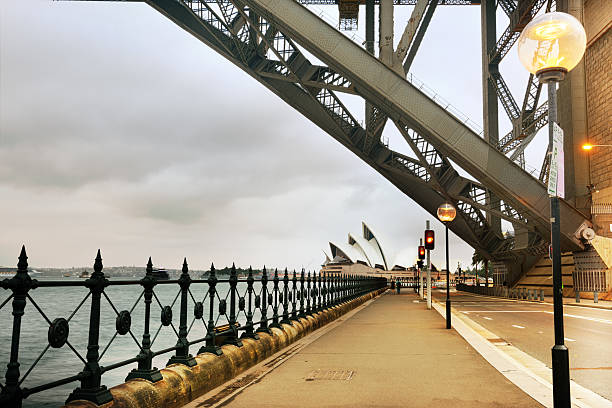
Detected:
left=65, top=288, right=386, bottom=408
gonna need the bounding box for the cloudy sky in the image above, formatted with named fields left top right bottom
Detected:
left=0, top=1, right=543, bottom=271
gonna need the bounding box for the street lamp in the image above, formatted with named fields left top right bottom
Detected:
left=437, top=202, right=456, bottom=330
left=582, top=143, right=612, bottom=151
left=518, top=11, right=586, bottom=408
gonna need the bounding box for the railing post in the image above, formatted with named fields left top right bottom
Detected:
left=257, top=267, right=272, bottom=334
left=168, top=258, right=197, bottom=366
left=317, top=273, right=322, bottom=312
left=306, top=271, right=311, bottom=315
left=198, top=263, right=223, bottom=356
left=67, top=250, right=113, bottom=404
left=126, top=257, right=162, bottom=382
left=322, top=272, right=327, bottom=309
left=270, top=268, right=280, bottom=328
left=241, top=266, right=259, bottom=340
left=225, top=263, right=242, bottom=347
left=0, top=246, right=36, bottom=408
left=299, top=269, right=305, bottom=317
left=332, top=274, right=338, bottom=305
left=310, top=271, right=316, bottom=313
left=291, top=269, right=298, bottom=321
left=281, top=268, right=291, bottom=325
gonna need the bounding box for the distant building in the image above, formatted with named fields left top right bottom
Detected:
left=320, top=222, right=425, bottom=281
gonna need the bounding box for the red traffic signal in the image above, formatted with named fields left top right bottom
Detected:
left=424, top=229, right=435, bottom=250
left=418, top=245, right=425, bottom=260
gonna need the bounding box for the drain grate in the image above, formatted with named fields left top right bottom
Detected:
left=305, top=369, right=355, bottom=381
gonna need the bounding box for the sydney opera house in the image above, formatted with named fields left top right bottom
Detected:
left=321, top=222, right=415, bottom=277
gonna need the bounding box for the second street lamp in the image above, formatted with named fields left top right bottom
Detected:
left=437, top=203, right=456, bottom=329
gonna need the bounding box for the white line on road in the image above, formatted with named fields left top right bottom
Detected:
left=512, top=325, right=525, bottom=329
left=459, top=310, right=544, bottom=313
left=564, top=337, right=576, bottom=342
left=544, top=311, right=612, bottom=325
left=483, top=317, right=493, bottom=320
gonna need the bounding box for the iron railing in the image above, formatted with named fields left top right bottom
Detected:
left=0, top=246, right=386, bottom=407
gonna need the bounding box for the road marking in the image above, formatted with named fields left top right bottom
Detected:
left=544, top=311, right=612, bottom=325
left=459, top=310, right=545, bottom=313
left=564, top=337, right=576, bottom=342
left=483, top=317, right=493, bottom=320
left=512, top=325, right=525, bottom=329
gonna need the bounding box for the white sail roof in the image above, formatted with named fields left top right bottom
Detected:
left=348, top=233, right=385, bottom=268
left=362, top=222, right=389, bottom=270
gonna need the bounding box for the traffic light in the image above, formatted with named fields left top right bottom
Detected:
left=424, top=229, right=435, bottom=250
left=417, top=260, right=424, bottom=269
left=418, top=245, right=425, bottom=260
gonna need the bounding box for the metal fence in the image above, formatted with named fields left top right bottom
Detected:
left=0, top=246, right=386, bottom=407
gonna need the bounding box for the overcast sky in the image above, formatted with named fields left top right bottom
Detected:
left=0, top=1, right=545, bottom=271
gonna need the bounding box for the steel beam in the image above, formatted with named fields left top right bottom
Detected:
left=240, top=0, right=587, bottom=251
left=72, top=0, right=588, bottom=259
left=481, top=0, right=501, bottom=237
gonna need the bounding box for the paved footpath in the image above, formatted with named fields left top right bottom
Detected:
left=188, top=291, right=543, bottom=408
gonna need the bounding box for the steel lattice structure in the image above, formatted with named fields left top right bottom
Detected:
left=68, top=0, right=588, bottom=284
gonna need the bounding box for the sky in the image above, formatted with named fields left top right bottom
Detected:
left=0, top=1, right=547, bottom=271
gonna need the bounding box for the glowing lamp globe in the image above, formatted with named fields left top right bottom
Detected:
left=437, top=203, right=456, bottom=223
left=517, top=12, right=586, bottom=79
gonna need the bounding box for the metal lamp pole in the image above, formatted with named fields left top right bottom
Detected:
left=517, top=12, right=586, bottom=407
left=545, top=74, right=571, bottom=407
left=444, top=221, right=451, bottom=329
left=437, top=203, right=456, bottom=329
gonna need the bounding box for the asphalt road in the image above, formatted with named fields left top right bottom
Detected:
left=431, top=290, right=612, bottom=402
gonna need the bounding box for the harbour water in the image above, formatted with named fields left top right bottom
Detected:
left=0, top=277, right=266, bottom=407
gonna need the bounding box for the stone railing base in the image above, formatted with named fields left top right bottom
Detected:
left=64, top=288, right=386, bottom=408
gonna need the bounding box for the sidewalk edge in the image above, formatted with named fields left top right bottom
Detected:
left=431, top=300, right=612, bottom=408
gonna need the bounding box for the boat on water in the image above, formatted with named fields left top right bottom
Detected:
left=63, top=272, right=72, bottom=277
left=79, top=270, right=90, bottom=278
left=150, top=268, right=170, bottom=280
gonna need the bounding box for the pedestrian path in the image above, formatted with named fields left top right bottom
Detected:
left=188, top=291, right=543, bottom=407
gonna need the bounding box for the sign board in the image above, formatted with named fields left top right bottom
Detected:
left=547, top=122, right=565, bottom=198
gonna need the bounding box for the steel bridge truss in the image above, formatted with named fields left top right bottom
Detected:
left=488, top=0, right=557, bottom=178
left=72, top=0, right=587, bottom=271
left=137, top=0, right=548, bottom=259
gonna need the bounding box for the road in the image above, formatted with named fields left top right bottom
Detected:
left=431, top=290, right=612, bottom=402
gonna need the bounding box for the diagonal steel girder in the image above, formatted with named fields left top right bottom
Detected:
left=241, top=0, right=588, bottom=251
left=74, top=0, right=585, bottom=254
left=134, top=0, right=512, bottom=257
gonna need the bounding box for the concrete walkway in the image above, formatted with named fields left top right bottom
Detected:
left=190, top=291, right=543, bottom=408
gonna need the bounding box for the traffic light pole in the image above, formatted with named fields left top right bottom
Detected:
left=426, top=220, right=431, bottom=310
left=419, top=238, right=424, bottom=298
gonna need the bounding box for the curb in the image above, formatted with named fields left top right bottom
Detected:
left=431, top=299, right=612, bottom=408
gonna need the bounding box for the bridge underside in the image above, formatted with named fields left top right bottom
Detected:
left=76, top=0, right=592, bottom=284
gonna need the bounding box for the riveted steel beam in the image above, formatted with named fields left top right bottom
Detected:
left=240, top=0, right=588, bottom=251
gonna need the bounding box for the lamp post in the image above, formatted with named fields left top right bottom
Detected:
left=517, top=11, right=586, bottom=408
left=437, top=203, right=456, bottom=329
